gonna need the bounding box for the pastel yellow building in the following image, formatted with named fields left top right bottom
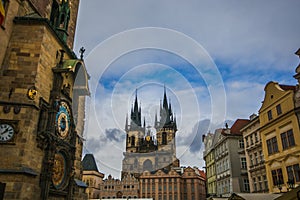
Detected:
left=259, top=81, right=300, bottom=193
left=203, top=133, right=217, bottom=196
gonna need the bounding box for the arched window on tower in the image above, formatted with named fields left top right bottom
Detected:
left=50, top=0, right=59, bottom=27
left=131, top=136, right=135, bottom=146
left=50, top=0, right=70, bottom=42
left=162, top=132, right=167, bottom=145
left=143, top=159, right=153, bottom=172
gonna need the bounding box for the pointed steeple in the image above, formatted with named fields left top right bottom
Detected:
left=154, top=111, right=158, bottom=129
left=160, top=86, right=171, bottom=125
left=125, top=114, right=129, bottom=131
left=130, top=89, right=142, bottom=128
left=134, top=89, right=138, bottom=113
left=163, top=85, right=168, bottom=111
left=169, top=99, right=173, bottom=120
left=174, top=113, right=177, bottom=131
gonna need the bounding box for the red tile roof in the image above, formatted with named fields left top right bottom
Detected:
left=230, top=119, right=250, bottom=135
left=279, top=84, right=296, bottom=91
left=198, top=169, right=206, bottom=179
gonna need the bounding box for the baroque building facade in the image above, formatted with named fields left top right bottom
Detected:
left=241, top=114, right=269, bottom=193
left=202, top=132, right=216, bottom=196
left=203, top=119, right=250, bottom=198
left=259, top=81, right=300, bottom=193
left=0, top=0, right=89, bottom=199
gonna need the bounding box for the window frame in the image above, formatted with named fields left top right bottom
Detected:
left=266, top=136, right=279, bottom=155
left=281, top=129, right=295, bottom=150
left=271, top=168, right=284, bottom=186
left=267, top=110, right=273, bottom=121
left=276, top=104, right=282, bottom=115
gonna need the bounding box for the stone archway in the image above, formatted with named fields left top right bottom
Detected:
left=116, top=191, right=123, bottom=198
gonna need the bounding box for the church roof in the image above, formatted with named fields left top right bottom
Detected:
left=82, top=154, right=99, bottom=172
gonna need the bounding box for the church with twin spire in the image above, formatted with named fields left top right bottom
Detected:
left=122, top=88, right=180, bottom=178
left=82, top=88, right=206, bottom=199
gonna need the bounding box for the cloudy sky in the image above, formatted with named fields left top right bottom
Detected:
left=73, top=0, right=300, bottom=178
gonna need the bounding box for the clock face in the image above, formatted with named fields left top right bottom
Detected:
left=0, top=124, right=14, bottom=142
left=56, top=102, right=70, bottom=138
left=146, top=135, right=151, bottom=142
left=52, top=152, right=67, bottom=188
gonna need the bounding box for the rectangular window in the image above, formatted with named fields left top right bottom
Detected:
left=259, top=150, right=264, bottom=163
left=244, top=179, right=250, bottom=192
left=286, top=164, right=300, bottom=183
left=255, top=132, right=258, bottom=142
left=258, top=176, right=262, bottom=191
left=267, top=110, right=273, bottom=120
left=271, top=168, right=283, bottom=186
left=241, top=157, right=247, bottom=169
left=250, top=154, right=253, bottom=166
left=253, top=177, right=257, bottom=192
left=239, top=139, right=244, bottom=148
left=276, top=104, right=282, bottom=115
left=281, top=129, right=295, bottom=150
left=263, top=175, right=268, bottom=191
left=267, top=137, right=278, bottom=155
left=254, top=152, right=258, bottom=165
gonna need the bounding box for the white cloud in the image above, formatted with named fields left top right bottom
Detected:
left=76, top=0, right=300, bottom=178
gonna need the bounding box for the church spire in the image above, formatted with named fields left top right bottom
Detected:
left=125, top=114, right=129, bottom=131
left=134, top=89, right=138, bottom=113
left=160, top=86, right=171, bottom=125
left=130, top=89, right=142, bottom=128
left=163, top=85, right=168, bottom=111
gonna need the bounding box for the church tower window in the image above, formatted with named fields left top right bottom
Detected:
left=131, top=136, right=135, bottom=146
left=50, top=0, right=70, bottom=42
left=162, top=132, right=167, bottom=145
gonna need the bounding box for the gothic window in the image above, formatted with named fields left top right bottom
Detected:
left=131, top=136, right=135, bottom=146
left=162, top=132, right=167, bottom=145
left=50, top=0, right=59, bottom=27
left=143, top=159, right=153, bottom=172
left=50, top=0, right=70, bottom=41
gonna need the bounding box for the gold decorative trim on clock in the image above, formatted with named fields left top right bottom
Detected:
left=52, top=151, right=68, bottom=189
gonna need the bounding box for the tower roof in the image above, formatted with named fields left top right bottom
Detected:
left=82, top=154, right=99, bottom=172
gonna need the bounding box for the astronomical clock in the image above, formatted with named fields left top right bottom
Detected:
left=0, top=0, right=89, bottom=199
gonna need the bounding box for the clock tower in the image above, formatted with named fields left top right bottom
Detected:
left=0, top=0, right=89, bottom=199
